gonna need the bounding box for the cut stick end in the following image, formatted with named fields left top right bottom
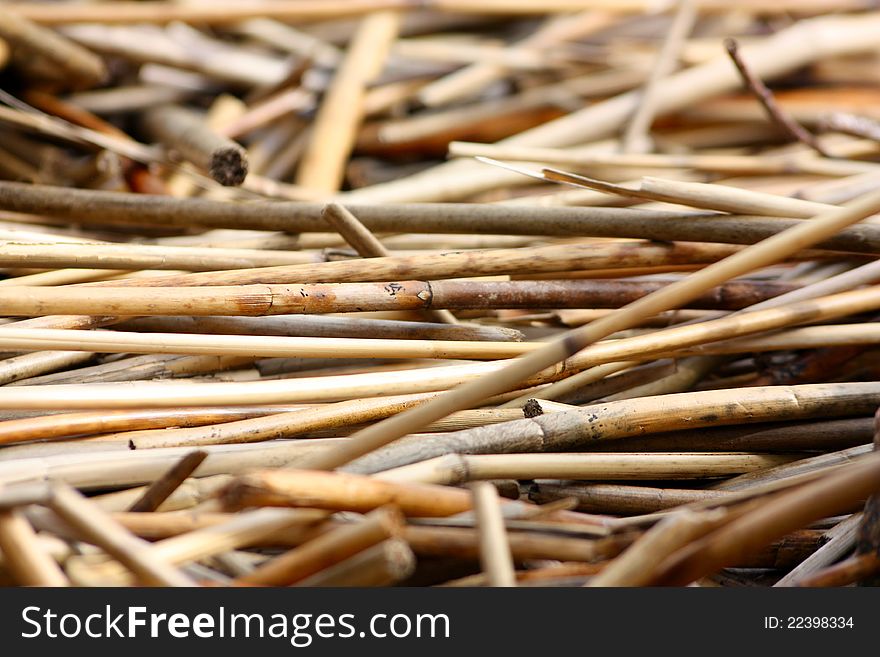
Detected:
left=210, top=146, right=249, bottom=186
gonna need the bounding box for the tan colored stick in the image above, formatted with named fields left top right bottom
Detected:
left=0, top=440, right=341, bottom=489
left=124, top=393, right=437, bottom=450
left=238, top=506, right=403, bottom=586
left=0, top=328, right=535, bottom=359
left=448, top=141, right=869, bottom=178
left=0, top=241, right=323, bottom=270
left=637, top=177, right=832, bottom=218
left=621, top=0, right=696, bottom=153
left=657, top=324, right=880, bottom=357
left=377, top=453, right=798, bottom=486
left=222, top=469, right=473, bottom=517
left=0, top=361, right=517, bottom=409
left=48, top=483, right=195, bottom=586
left=295, top=12, right=399, bottom=193
left=0, top=508, right=68, bottom=586
left=120, top=404, right=524, bottom=451
left=470, top=482, right=516, bottom=587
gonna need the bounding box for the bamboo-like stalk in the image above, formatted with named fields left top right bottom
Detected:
left=589, top=417, right=874, bottom=454
left=10, top=312, right=880, bottom=363
left=0, top=482, right=51, bottom=510
left=294, top=538, right=416, bottom=587
left=0, top=440, right=342, bottom=489
left=12, top=353, right=254, bottom=387
left=87, top=241, right=747, bottom=289
left=47, top=483, right=195, bottom=586
left=296, top=12, right=399, bottom=193
left=124, top=393, right=437, bottom=449
left=122, top=403, right=526, bottom=451
left=0, top=351, right=94, bottom=386
left=222, top=468, right=474, bottom=517
left=0, top=360, right=519, bottom=409
left=648, top=451, right=880, bottom=585
left=346, top=383, right=880, bottom=475
left=416, top=11, right=610, bottom=108
left=529, top=482, right=729, bottom=515
left=303, top=186, right=880, bottom=472
left=449, top=141, right=868, bottom=178
left=375, top=453, right=798, bottom=486
left=238, top=506, right=403, bottom=586
left=0, top=330, right=534, bottom=362
left=0, top=241, right=323, bottom=270
left=117, top=315, right=523, bottom=342
left=0, top=508, right=68, bottom=586
left=470, top=481, right=516, bottom=587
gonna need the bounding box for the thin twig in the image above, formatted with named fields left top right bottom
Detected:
left=128, top=450, right=208, bottom=513
left=724, top=37, right=829, bottom=157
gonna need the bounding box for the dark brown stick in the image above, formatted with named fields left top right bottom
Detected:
left=117, top=315, right=523, bottom=342
left=724, top=38, right=829, bottom=157
left=7, top=182, right=880, bottom=254
left=529, top=482, right=729, bottom=516
left=128, top=450, right=208, bottom=513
